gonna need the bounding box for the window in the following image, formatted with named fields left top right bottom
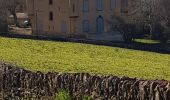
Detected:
left=73, top=4, right=75, bottom=13
left=83, top=0, right=89, bottom=12
left=49, top=12, right=53, bottom=21
left=83, top=20, right=90, bottom=32
left=96, top=0, right=103, bottom=11
left=110, top=0, right=116, bottom=10
left=49, top=0, right=53, bottom=5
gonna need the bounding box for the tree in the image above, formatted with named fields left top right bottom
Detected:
left=131, top=0, right=170, bottom=43
left=158, top=0, right=170, bottom=43
left=0, top=0, right=9, bottom=33
left=5, top=0, right=24, bottom=26
left=108, top=15, right=135, bottom=42
left=108, top=0, right=146, bottom=42
left=0, top=0, right=25, bottom=33
left=107, top=0, right=170, bottom=42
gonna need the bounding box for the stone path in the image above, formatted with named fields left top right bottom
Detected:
left=9, top=26, right=32, bottom=35
left=87, top=32, right=124, bottom=41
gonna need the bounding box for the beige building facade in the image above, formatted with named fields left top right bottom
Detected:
left=27, top=0, right=132, bottom=36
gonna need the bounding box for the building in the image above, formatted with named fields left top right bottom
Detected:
left=8, top=13, right=29, bottom=26
left=27, top=0, right=132, bottom=37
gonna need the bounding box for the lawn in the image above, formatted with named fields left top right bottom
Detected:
left=0, top=36, right=170, bottom=80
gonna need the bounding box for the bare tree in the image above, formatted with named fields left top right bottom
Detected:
left=158, top=0, right=170, bottom=42
left=108, top=15, right=135, bottom=42
left=0, top=0, right=25, bottom=33
left=110, top=0, right=170, bottom=42
left=5, top=0, right=24, bottom=26
left=0, top=0, right=8, bottom=33
left=131, top=0, right=170, bottom=42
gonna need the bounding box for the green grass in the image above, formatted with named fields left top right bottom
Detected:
left=0, top=37, right=170, bottom=80
left=55, top=90, right=70, bottom=100
left=54, top=90, right=90, bottom=100
left=134, top=39, right=160, bottom=44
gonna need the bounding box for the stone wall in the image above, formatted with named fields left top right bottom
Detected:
left=0, top=62, right=170, bottom=100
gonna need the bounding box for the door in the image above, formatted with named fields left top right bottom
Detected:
left=96, top=16, right=104, bottom=33
left=70, top=18, right=77, bottom=33
left=83, top=20, right=89, bottom=32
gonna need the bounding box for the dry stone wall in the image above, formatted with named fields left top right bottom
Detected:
left=0, top=62, right=170, bottom=100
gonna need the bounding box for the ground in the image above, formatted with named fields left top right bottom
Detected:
left=8, top=25, right=32, bottom=35
left=9, top=26, right=124, bottom=41
left=87, top=32, right=123, bottom=41
left=0, top=36, right=170, bottom=80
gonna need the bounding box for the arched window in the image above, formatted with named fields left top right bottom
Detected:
left=49, top=12, right=53, bottom=21
left=96, top=16, right=104, bottom=33
left=83, top=20, right=89, bottom=32
left=83, top=0, right=89, bottom=12
left=96, top=0, right=103, bottom=11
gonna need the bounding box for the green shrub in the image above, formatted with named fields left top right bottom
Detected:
left=55, top=90, right=70, bottom=100
left=0, top=23, right=8, bottom=34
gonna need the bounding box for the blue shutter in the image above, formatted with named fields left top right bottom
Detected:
left=110, top=0, right=116, bottom=10
left=83, top=20, right=89, bottom=32
left=96, top=16, right=104, bottom=33
left=96, top=0, right=103, bottom=11
left=83, top=0, right=89, bottom=12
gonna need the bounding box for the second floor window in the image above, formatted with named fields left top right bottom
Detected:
left=96, top=0, right=103, bottom=11
left=110, top=0, right=116, bottom=10
left=49, top=0, right=53, bottom=5
left=83, top=0, right=89, bottom=12
left=49, top=12, right=53, bottom=21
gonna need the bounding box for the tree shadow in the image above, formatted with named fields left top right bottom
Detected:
left=117, top=41, right=170, bottom=54
left=0, top=34, right=170, bottom=54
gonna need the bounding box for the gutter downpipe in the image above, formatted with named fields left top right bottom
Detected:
left=33, top=0, right=38, bottom=35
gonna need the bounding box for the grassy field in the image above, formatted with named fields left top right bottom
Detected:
left=0, top=36, right=170, bottom=80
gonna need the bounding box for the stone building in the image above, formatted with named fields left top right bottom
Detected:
left=27, top=0, right=133, bottom=36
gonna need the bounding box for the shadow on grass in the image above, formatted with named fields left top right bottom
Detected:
left=0, top=34, right=170, bottom=54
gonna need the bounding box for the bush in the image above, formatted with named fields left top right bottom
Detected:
left=122, top=24, right=135, bottom=42
left=160, top=30, right=170, bottom=43
left=55, top=90, right=71, bottom=100
left=0, top=23, right=8, bottom=34
left=152, top=23, right=170, bottom=43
